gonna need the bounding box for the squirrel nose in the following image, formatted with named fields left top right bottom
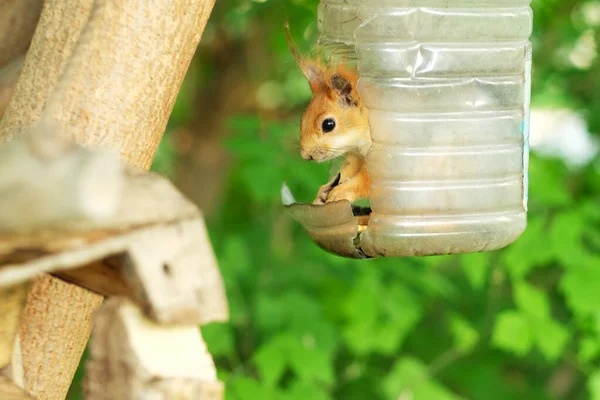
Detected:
left=301, top=150, right=313, bottom=161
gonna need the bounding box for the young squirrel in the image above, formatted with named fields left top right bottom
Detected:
left=285, top=24, right=372, bottom=205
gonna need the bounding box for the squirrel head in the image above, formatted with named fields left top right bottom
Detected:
left=285, top=24, right=371, bottom=162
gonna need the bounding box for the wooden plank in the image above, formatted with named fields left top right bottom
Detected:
left=85, top=298, right=224, bottom=400
left=0, top=163, right=227, bottom=325
left=1, top=217, right=228, bottom=326
left=54, top=257, right=131, bottom=297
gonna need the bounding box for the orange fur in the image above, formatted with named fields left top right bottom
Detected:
left=285, top=23, right=372, bottom=204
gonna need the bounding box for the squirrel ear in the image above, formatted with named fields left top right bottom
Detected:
left=331, top=73, right=357, bottom=107
left=285, top=22, right=325, bottom=92
left=302, top=63, right=325, bottom=92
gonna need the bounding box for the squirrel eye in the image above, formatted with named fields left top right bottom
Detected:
left=322, top=118, right=336, bottom=133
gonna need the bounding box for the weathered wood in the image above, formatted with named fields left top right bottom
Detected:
left=0, top=0, right=94, bottom=138
left=0, top=0, right=43, bottom=69
left=0, top=56, right=24, bottom=120
left=0, top=0, right=217, bottom=170
left=1, top=0, right=99, bottom=394
left=0, top=128, right=123, bottom=233
left=85, top=298, right=224, bottom=400
left=0, top=165, right=193, bottom=250
left=0, top=284, right=28, bottom=368
left=0, top=163, right=227, bottom=325
left=19, top=275, right=103, bottom=400
left=120, top=217, right=228, bottom=325
left=0, top=0, right=220, bottom=395
left=1, top=336, right=24, bottom=389
left=54, top=257, right=132, bottom=297
left=0, top=376, right=33, bottom=400
left=0, top=216, right=228, bottom=325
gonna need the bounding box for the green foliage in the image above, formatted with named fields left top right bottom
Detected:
left=201, top=0, right=600, bottom=393
left=68, top=0, right=600, bottom=399
left=492, top=310, right=535, bottom=356
left=383, top=358, right=463, bottom=400
left=449, top=314, right=479, bottom=354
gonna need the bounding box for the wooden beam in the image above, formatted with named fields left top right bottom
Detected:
left=85, top=298, right=224, bottom=400
left=18, top=276, right=103, bottom=400
left=54, top=257, right=131, bottom=297
left=0, top=165, right=228, bottom=325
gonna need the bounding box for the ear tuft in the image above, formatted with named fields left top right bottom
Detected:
left=331, top=74, right=358, bottom=107
left=285, top=22, right=325, bottom=92
left=331, top=74, right=352, bottom=97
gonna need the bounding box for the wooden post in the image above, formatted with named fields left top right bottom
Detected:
left=0, top=56, right=25, bottom=119
left=0, top=0, right=43, bottom=68
left=0, top=284, right=29, bottom=368
left=0, top=0, right=217, bottom=398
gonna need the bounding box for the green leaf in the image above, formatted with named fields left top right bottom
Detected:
left=342, top=269, right=380, bottom=321
left=287, top=342, right=335, bottom=386
left=239, top=162, right=285, bottom=203
left=535, top=318, right=570, bottom=362
left=579, top=336, right=600, bottom=363
left=528, top=157, right=572, bottom=207
left=513, top=282, right=550, bottom=320
left=254, top=332, right=334, bottom=388
left=550, top=211, right=592, bottom=269
left=202, top=323, right=234, bottom=358
left=343, top=319, right=378, bottom=356
left=220, top=236, right=252, bottom=278
left=589, top=370, right=600, bottom=400
left=461, top=252, right=489, bottom=290
left=253, top=336, right=289, bottom=388
left=281, top=291, right=324, bottom=336
left=383, top=358, right=463, bottom=400
left=283, top=381, right=332, bottom=400
left=227, top=376, right=279, bottom=400
left=379, top=284, right=423, bottom=354
left=561, top=268, right=600, bottom=317
left=255, top=294, right=286, bottom=334
left=341, top=269, right=381, bottom=355
left=449, top=314, right=480, bottom=353
left=501, top=217, right=553, bottom=280
left=492, top=310, right=534, bottom=356
left=343, top=280, right=423, bottom=356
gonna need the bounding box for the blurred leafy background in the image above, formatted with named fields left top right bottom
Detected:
left=66, top=0, right=600, bottom=399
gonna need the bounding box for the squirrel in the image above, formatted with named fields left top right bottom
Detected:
left=285, top=23, right=372, bottom=205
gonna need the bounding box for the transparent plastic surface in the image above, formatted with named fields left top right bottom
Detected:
left=318, top=0, right=532, bottom=256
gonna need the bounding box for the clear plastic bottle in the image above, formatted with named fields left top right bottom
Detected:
left=318, top=0, right=532, bottom=256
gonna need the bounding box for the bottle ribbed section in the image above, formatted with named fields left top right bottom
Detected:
left=318, top=0, right=532, bottom=256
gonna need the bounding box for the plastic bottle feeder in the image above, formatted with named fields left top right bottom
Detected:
left=284, top=0, right=532, bottom=259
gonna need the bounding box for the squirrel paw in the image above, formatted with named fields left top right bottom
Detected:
left=325, top=185, right=357, bottom=204
left=313, top=173, right=341, bottom=205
